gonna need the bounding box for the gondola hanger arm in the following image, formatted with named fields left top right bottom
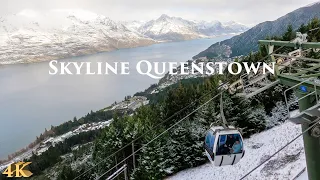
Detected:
left=220, top=93, right=228, bottom=129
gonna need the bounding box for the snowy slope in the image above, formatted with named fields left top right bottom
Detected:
left=295, top=169, right=308, bottom=180
left=167, top=121, right=306, bottom=180
left=122, top=20, right=146, bottom=32
left=222, top=21, right=248, bottom=32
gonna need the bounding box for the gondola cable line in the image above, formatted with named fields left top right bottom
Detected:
left=92, top=44, right=291, bottom=178
left=239, top=118, right=320, bottom=180
left=75, top=35, right=292, bottom=179
left=236, top=34, right=320, bottom=177
left=93, top=92, right=224, bottom=179
left=73, top=87, right=225, bottom=180
left=101, top=31, right=320, bottom=179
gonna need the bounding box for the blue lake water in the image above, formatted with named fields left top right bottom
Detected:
left=0, top=35, right=233, bottom=159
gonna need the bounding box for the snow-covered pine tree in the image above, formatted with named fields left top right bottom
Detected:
left=131, top=133, right=171, bottom=180
left=223, top=95, right=266, bottom=137
left=266, top=101, right=289, bottom=128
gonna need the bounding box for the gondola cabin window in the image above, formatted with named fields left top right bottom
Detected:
left=216, top=134, right=243, bottom=155
left=204, top=130, right=215, bottom=159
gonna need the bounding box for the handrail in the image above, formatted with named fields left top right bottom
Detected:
left=96, top=164, right=127, bottom=180
left=273, top=54, right=320, bottom=63
left=241, top=49, right=303, bottom=94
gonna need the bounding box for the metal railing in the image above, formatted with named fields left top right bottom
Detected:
left=238, top=49, right=302, bottom=95
left=96, top=164, right=128, bottom=180
left=274, top=49, right=302, bottom=75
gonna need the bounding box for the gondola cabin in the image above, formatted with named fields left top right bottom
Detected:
left=204, top=126, right=245, bottom=166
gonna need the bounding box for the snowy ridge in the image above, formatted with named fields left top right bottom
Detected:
left=139, top=14, right=200, bottom=39
left=0, top=9, right=155, bottom=65
left=134, top=14, right=248, bottom=41
left=305, top=1, right=320, bottom=7
left=122, top=20, right=147, bottom=32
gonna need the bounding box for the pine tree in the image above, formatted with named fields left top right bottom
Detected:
left=223, top=95, right=266, bottom=137
left=307, top=17, right=320, bottom=42
left=57, top=165, right=76, bottom=180
left=267, top=101, right=288, bottom=127
left=194, top=100, right=219, bottom=127
left=298, top=23, right=308, bottom=34
left=283, top=24, right=294, bottom=41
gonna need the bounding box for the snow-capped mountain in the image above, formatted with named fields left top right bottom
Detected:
left=122, top=20, right=146, bottom=32
left=222, top=21, right=248, bottom=32
left=0, top=10, right=155, bottom=65
left=0, top=11, right=248, bottom=65
left=138, top=14, right=202, bottom=41
left=128, top=14, right=249, bottom=41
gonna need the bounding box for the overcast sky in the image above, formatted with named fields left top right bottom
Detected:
left=1, top=0, right=319, bottom=26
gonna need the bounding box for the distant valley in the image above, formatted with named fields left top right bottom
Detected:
left=0, top=10, right=248, bottom=65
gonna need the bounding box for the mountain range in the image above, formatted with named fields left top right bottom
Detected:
left=0, top=11, right=247, bottom=65
left=193, top=1, right=320, bottom=59
left=129, top=14, right=248, bottom=41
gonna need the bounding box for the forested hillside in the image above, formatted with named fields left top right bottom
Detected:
left=90, top=76, right=271, bottom=180
left=193, top=2, right=320, bottom=59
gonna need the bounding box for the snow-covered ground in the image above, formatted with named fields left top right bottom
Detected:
left=295, top=169, right=308, bottom=180
left=167, top=121, right=306, bottom=180
left=109, top=96, right=148, bottom=111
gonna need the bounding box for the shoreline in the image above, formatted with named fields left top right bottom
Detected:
left=0, top=96, right=148, bottom=165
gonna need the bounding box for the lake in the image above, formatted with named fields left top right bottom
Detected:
left=0, top=35, right=233, bottom=159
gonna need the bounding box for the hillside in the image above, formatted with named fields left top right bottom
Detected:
left=193, top=2, right=320, bottom=59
